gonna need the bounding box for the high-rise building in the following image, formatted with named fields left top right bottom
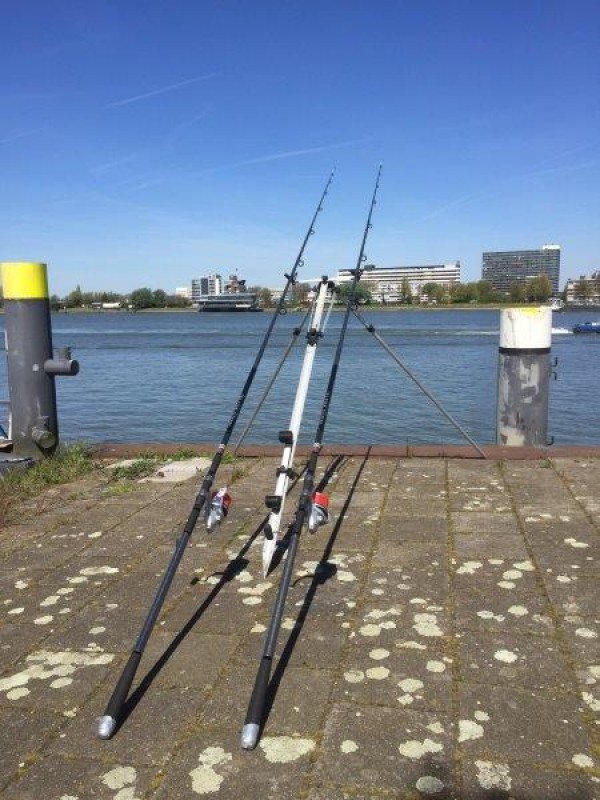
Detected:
left=481, top=245, right=560, bottom=294
left=336, top=262, right=461, bottom=302
left=191, top=273, right=222, bottom=302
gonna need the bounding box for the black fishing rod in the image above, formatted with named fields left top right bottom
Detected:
left=241, top=164, right=382, bottom=750
left=350, top=307, right=487, bottom=458
left=97, top=171, right=335, bottom=740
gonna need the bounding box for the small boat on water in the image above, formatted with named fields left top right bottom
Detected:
left=573, top=321, right=600, bottom=334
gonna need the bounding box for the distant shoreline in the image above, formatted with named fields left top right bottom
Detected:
left=1, top=304, right=597, bottom=315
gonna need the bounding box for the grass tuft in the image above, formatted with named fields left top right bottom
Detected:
left=110, top=457, right=159, bottom=480
left=0, top=443, right=95, bottom=528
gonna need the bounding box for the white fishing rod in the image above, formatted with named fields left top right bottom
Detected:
left=262, top=276, right=333, bottom=576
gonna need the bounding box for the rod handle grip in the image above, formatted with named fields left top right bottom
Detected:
left=244, top=656, right=272, bottom=730
left=103, top=650, right=142, bottom=722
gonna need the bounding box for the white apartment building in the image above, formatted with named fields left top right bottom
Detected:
left=565, top=271, right=600, bottom=305
left=336, top=262, right=461, bottom=302
left=191, top=274, right=222, bottom=302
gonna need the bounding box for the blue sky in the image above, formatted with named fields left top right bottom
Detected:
left=2, top=0, right=599, bottom=294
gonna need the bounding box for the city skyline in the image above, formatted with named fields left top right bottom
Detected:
left=2, top=2, right=599, bottom=295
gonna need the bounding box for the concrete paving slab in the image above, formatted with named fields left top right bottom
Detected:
left=458, top=683, right=594, bottom=769
left=0, top=454, right=598, bottom=798
left=461, top=759, right=599, bottom=799
left=315, top=703, right=455, bottom=794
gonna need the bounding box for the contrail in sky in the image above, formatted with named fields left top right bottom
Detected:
left=405, top=151, right=599, bottom=227
left=0, top=127, right=44, bottom=145
left=105, top=73, right=219, bottom=109
left=193, top=137, right=372, bottom=176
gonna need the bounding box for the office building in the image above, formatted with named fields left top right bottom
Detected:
left=336, top=262, right=461, bottom=302
left=482, top=245, right=560, bottom=294
left=191, top=273, right=222, bottom=302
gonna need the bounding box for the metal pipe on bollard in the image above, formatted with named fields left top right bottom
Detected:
left=496, top=307, right=552, bottom=447
left=1, top=262, right=79, bottom=459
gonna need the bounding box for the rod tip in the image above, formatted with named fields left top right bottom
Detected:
left=241, top=723, right=260, bottom=750
left=97, top=715, right=117, bottom=740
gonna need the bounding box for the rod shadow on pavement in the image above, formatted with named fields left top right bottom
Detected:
left=117, top=461, right=312, bottom=727
left=261, top=449, right=371, bottom=730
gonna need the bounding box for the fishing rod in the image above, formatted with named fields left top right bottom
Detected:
left=97, top=171, right=335, bottom=740
left=233, top=304, right=313, bottom=453
left=241, top=164, right=382, bottom=750
left=262, top=276, right=334, bottom=577
left=350, top=307, right=487, bottom=458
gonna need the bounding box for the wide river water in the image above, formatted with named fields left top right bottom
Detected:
left=1, top=309, right=598, bottom=446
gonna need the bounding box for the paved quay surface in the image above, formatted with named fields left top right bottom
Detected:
left=1, top=454, right=599, bottom=798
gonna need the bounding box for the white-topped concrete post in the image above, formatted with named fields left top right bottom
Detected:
left=497, top=307, right=552, bottom=447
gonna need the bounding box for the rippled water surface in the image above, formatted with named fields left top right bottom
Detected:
left=1, top=309, right=598, bottom=445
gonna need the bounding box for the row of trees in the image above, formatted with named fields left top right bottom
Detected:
left=393, top=275, right=553, bottom=305
left=54, top=285, right=192, bottom=310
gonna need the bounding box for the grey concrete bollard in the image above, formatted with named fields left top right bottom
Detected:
left=1, top=262, right=79, bottom=459
left=497, top=307, right=552, bottom=447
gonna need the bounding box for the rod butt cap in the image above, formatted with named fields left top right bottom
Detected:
left=241, top=723, right=260, bottom=750
left=97, top=715, right=117, bottom=740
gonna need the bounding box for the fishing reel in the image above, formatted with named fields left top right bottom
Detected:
left=205, top=487, right=232, bottom=532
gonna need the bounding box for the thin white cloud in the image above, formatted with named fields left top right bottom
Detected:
left=165, top=109, right=211, bottom=149
left=193, top=137, right=372, bottom=176
left=0, top=127, right=44, bottom=145
left=107, top=137, right=371, bottom=192
left=405, top=152, right=599, bottom=227
left=105, top=73, right=219, bottom=109
left=91, top=152, right=142, bottom=176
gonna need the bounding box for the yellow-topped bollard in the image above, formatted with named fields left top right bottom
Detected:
left=2, top=261, right=49, bottom=300
left=1, top=261, right=79, bottom=459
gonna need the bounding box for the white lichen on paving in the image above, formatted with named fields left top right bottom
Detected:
left=513, top=560, right=534, bottom=571
left=508, top=605, right=528, bottom=616
left=575, top=627, right=597, bottom=639
left=189, top=746, right=232, bottom=794
left=426, top=660, right=446, bottom=673
left=398, top=738, right=443, bottom=759
left=477, top=610, right=505, bottom=622
left=572, top=753, right=594, bottom=768
left=101, top=765, right=139, bottom=799
left=259, top=735, right=315, bottom=763
left=340, top=739, right=358, bottom=753
left=497, top=580, right=516, bottom=589
left=416, top=775, right=445, bottom=794
left=494, top=649, right=518, bottom=664
left=369, top=648, right=390, bottom=660
left=456, top=561, right=483, bottom=575
left=398, top=678, right=424, bottom=693
left=564, top=537, right=589, bottom=549
left=458, top=719, right=484, bottom=742
left=365, top=666, right=390, bottom=680
left=475, top=760, right=511, bottom=790
left=344, top=669, right=365, bottom=683
left=413, top=613, right=442, bottom=637
left=79, top=566, right=119, bottom=576
left=0, top=649, right=114, bottom=700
